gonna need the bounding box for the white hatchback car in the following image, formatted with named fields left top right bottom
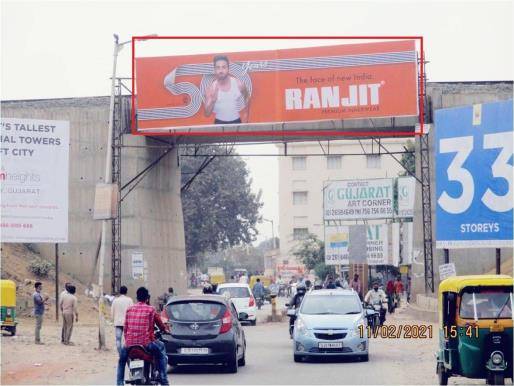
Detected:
left=216, top=283, right=257, bottom=325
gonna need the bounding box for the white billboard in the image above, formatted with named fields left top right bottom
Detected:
left=0, top=118, right=69, bottom=243
left=366, top=224, right=388, bottom=265
left=397, top=177, right=416, bottom=218
left=324, top=225, right=350, bottom=265
left=324, top=178, right=394, bottom=220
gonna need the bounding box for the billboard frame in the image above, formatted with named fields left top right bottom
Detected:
left=131, top=36, right=425, bottom=138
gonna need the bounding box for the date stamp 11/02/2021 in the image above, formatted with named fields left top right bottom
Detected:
left=359, top=324, right=480, bottom=339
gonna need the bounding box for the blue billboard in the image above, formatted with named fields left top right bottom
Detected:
left=435, top=99, right=513, bottom=248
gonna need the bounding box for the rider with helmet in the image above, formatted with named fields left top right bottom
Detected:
left=287, top=283, right=307, bottom=338
left=202, top=283, right=214, bottom=294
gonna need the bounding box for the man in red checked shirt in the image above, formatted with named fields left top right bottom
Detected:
left=116, top=287, right=169, bottom=385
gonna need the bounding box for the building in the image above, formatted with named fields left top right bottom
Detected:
left=277, top=138, right=409, bottom=265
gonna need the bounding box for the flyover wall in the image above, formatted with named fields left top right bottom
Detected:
left=1, top=97, right=187, bottom=300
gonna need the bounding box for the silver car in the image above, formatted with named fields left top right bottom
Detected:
left=293, top=289, right=369, bottom=362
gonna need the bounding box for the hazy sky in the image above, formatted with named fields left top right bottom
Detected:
left=2, top=0, right=512, bottom=242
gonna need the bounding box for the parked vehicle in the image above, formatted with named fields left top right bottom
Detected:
left=292, top=289, right=369, bottom=363
left=216, top=283, right=257, bottom=326
left=160, top=295, right=247, bottom=373
left=436, top=275, right=513, bottom=385
left=1, top=280, right=17, bottom=336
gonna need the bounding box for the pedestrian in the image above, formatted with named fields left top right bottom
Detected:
left=351, top=274, right=363, bottom=300
left=33, top=281, right=48, bottom=344
left=60, top=282, right=71, bottom=342
left=60, top=285, right=78, bottom=345
left=406, top=276, right=412, bottom=303
left=111, top=285, right=133, bottom=355
left=394, top=276, right=404, bottom=308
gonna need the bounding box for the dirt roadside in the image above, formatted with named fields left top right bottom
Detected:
left=1, top=318, right=119, bottom=385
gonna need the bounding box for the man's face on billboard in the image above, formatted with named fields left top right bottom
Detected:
left=214, top=59, right=229, bottom=80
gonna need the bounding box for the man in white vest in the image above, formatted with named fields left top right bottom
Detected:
left=204, top=55, right=251, bottom=124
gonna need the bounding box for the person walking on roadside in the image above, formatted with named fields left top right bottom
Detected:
left=351, top=274, right=363, bottom=300
left=33, top=282, right=48, bottom=344
left=60, top=282, right=71, bottom=342
left=60, top=285, right=78, bottom=345
left=111, top=285, right=133, bottom=355
left=394, top=276, right=404, bottom=308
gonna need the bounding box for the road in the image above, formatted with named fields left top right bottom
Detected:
left=2, top=302, right=511, bottom=385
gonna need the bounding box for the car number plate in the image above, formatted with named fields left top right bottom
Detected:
left=129, top=359, right=144, bottom=369
left=180, top=347, right=209, bottom=354
left=318, top=342, right=343, bottom=349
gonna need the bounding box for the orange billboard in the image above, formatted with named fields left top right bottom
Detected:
left=134, top=40, right=418, bottom=134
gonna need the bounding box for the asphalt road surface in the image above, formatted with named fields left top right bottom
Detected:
left=4, top=302, right=511, bottom=385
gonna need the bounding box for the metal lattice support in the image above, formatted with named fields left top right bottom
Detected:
left=419, top=52, right=435, bottom=293
left=111, top=79, right=123, bottom=295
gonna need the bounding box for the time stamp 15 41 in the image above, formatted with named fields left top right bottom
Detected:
left=358, top=324, right=480, bottom=339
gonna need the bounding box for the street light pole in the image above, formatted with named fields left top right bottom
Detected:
left=97, top=33, right=156, bottom=350
left=263, top=218, right=275, bottom=250
left=97, top=34, right=124, bottom=350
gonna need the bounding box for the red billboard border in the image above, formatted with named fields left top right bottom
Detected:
left=131, top=36, right=425, bottom=138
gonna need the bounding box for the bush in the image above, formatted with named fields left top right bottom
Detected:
left=28, top=258, right=54, bottom=278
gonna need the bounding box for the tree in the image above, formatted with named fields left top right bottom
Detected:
left=181, top=147, right=263, bottom=266
left=292, top=234, right=335, bottom=280
left=399, top=140, right=415, bottom=176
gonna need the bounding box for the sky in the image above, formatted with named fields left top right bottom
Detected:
left=1, top=0, right=513, bottom=243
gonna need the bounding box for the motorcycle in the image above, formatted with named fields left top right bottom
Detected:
left=125, top=330, right=162, bottom=385
left=364, top=301, right=386, bottom=331
left=286, top=307, right=297, bottom=339
left=256, top=295, right=264, bottom=310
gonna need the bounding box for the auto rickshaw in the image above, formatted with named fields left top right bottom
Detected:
left=1, top=279, right=18, bottom=336
left=436, top=275, right=513, bottom=385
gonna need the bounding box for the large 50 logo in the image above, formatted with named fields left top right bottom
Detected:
left=438, top=131, right=513, bottom=214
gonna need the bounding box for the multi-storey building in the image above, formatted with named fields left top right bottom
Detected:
left=277, top=138, right=408, bottom=265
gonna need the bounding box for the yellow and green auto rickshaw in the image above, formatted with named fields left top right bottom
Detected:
left=1, top=279, right=18, bottom=336
left=436, top=275, right=513, bottom=385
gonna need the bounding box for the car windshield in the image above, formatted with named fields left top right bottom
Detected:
left=218, top=287, right=251, bottom=298
left=166, top=301, right=225, bottom=321
left=460, top=290, right=513, bottom=319
left=300, top=295, right=362, bottom=315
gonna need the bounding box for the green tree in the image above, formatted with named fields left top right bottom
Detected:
left=292, top=234, right=335, bottom=280
left=399, top=140, right=415, bottom=176
left=181, top=147, right=263, bottom=267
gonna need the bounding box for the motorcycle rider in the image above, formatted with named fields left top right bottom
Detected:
left=252, top=278, right=265, bottom=309
left=287, top=283, right=307, bottom=338
left=364, top=281, right=388, bottom=326
left=116, top=287, right=169, bottom=385
left=202, top=283, right=214, bottom=294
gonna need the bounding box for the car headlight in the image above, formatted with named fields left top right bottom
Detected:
left=491, top=351, right=504, bottom=365
left=352, top=320, right=365, bottom=337
left=295, top=318, right=310, bottom=336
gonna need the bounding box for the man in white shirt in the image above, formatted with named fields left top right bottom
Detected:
left=204, top=55, right=251, bottom=124
left=111, top=285, right=133, bottom=355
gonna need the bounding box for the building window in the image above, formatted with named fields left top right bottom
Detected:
left=366, top=154, right=381, bottom=169
left=327, top=155, right=342, bottom=169
left=293, top=191, right=308, bottom=205
left=293, top=228, right=309, bottom=240
left=292, top=156, right=306, bottom=170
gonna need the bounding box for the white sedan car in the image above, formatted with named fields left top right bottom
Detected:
left=216, top=283, right=257, bottom=325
